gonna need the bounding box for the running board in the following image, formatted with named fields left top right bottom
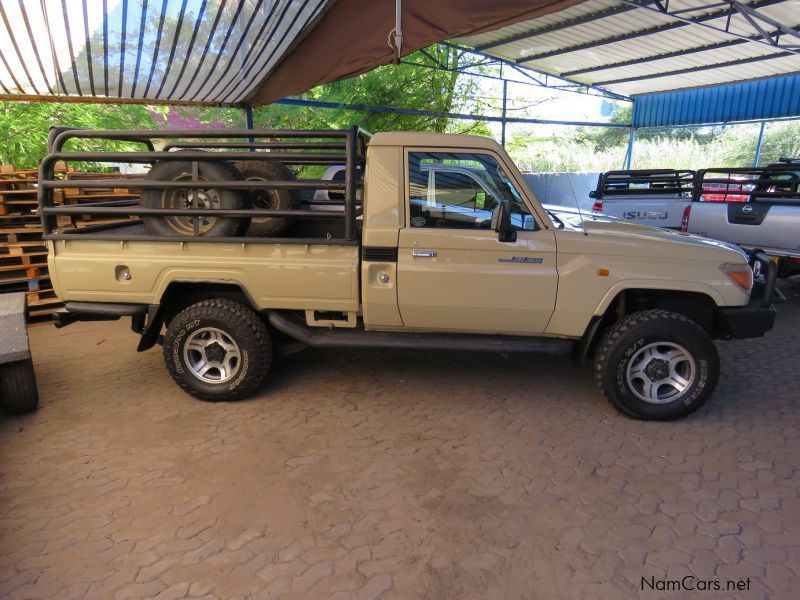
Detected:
left=266, top=311, right=573, bottom=355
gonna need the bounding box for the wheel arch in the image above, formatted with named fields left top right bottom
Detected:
left=577, top=287, right=721, bottom=367
left=137, top=280, right=259, bottom=352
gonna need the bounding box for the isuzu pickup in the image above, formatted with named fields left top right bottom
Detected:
left=41, top=127, right=776, bottom=421
left=589, top=169, right=694, bottom=229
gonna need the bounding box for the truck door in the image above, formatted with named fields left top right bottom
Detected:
left=397, top=150, right=557, bottom=335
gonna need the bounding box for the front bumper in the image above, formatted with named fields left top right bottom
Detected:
left=718, top=251, right=777, bottom=339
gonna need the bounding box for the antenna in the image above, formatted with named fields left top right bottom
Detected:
left=564, top=172, right=588, bottom=235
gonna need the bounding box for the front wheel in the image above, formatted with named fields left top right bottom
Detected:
left=594, top=310, right=719, bottom=421
left=163, top=299, right=271, bottom=402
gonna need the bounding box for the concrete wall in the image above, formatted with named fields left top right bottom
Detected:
left=523, top=172, right=601, bottom=210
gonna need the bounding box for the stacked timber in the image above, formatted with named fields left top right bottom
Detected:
left=0, top=163, right=140, bottom=321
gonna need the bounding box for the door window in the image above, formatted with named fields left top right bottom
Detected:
left=408, top=152, right=535, bottom=230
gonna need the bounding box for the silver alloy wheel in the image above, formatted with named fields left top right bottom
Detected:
left=626, top=341, right=696, bottom=404
left=183, top=327, right=242, bottom=384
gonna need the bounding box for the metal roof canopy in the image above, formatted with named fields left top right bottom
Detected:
left=457, top=0, right=800, bottom=125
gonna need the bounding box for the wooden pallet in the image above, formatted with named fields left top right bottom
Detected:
left=0, top=240, right=48, bottom=252
left=0, top=250, right=48, bottom=269
left=0, top=227, right=44, bottom=243
left=0, top=264, right=49, bottom=283
left=26, top=286, right=58, bottom=304
left=1, top=162, right=139, bottom=322
left=0, top=274, right=51, bottom=292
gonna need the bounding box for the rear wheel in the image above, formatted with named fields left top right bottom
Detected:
left=0, top=359, right=39, bottom=414
left=163, top=299, right=271, bottom=402
left=594, top=309, right=719, bottom=420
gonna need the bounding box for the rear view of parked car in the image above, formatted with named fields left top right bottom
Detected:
left=590, top=169, right=694, bottom=229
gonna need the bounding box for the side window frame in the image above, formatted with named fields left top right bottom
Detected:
left=404, top=147, right=543, bottom=231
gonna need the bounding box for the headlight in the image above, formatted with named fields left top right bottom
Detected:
left=720, top=263, right=753, bottom=293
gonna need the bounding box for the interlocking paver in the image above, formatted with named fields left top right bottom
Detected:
left=1, top=278, right=799, bottom=598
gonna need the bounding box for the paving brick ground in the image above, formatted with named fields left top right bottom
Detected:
left=1, top=279, right=799, bottom=599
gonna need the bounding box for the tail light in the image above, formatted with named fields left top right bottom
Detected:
left=680, top=205, right=691, bottom=232
left=592, top=200, right=603, bottom=212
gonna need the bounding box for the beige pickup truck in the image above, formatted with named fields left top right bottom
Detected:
left=41, top=127, right=776, bottom=420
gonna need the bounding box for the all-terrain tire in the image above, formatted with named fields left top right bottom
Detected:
left=231, top=160, right=300, bottom=236
left=0, top=359, right=39, bottom=414
left=594, top=309, right=719, bottom=421
left=163, top=299, right=271, bottom=402
left=141, top=158, right=247, bottom=237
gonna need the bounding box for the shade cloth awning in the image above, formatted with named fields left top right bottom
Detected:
left=0, top=0, right=330, bottom=105
left=0, top=0, right=582, bottom=106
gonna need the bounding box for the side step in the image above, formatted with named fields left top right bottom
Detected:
left=267, top=311, right=573, bottom=355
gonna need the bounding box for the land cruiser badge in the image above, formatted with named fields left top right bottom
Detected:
left=498, top=257, right=543, bottom=263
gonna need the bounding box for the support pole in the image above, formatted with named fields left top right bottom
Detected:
left=624, top=128, right=635, bottom=169
left=244, top=103, right=255, bottom=152
left=753, top=120, right=766, bottom=167
left=501, top=80, right=508, bottom=148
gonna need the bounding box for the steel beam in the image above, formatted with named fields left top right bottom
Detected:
left=517, top=0, right=797, bottom=64
left=474, top=3, right=641, bottom=52
left=617, top=0, right=800, bottom=55
left=442, top=42, right=630, bottom=101
left=561, top=27, right=793, bottom=77
left=593, top=51, right=792, bottom=86
left=275, top=98, right=631, bottom=128
left=754, top=120, right=766, bottom=166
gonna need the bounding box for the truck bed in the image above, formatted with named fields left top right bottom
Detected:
left=48, top=232, right=360, bottom=312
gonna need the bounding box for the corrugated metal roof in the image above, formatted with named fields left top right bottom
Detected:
left=456, top=0, right=800, bottom=98
left=633, top=73, right=800, bottom=126
left=0, top=0, right=330, bottom=105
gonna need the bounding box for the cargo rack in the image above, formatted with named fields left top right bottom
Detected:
left=37, top=126, right=370, bottom=245
left=693, top=164, right=800, bottom=203
left=590, top=169, right=695, bottom=199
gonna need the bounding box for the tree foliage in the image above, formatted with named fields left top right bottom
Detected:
left=254, top=45, right=490, bottom=136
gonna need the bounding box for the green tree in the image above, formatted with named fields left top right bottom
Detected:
left=0, top=101, right=167, bottom=168
left=253, top=45, right=487, bottom=134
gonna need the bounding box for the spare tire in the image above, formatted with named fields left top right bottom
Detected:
left=232, top=160, right=301, bottom=236
left=141, top=158, right=247, bottom=238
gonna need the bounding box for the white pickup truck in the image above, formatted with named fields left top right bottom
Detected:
left=682, top=160, right=800, bottom=278
left=589, top=169, right=695, bottom=229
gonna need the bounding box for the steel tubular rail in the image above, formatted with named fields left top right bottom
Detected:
left=693, top=166, right=800, bottom=202
left=162, top=142, right=347, bottom=151
left=38, top=126, right=371, bottom=243
left=49, top=128, right=354, bottom=153
left=344, top=125, right=358, bottom=241
left=42, top=151, right=348, bottom=165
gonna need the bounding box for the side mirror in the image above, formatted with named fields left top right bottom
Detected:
left=491, top=202, right=517, bottom=243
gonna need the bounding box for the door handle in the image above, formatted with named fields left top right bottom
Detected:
left=412, top=249, right=438, bottom=258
